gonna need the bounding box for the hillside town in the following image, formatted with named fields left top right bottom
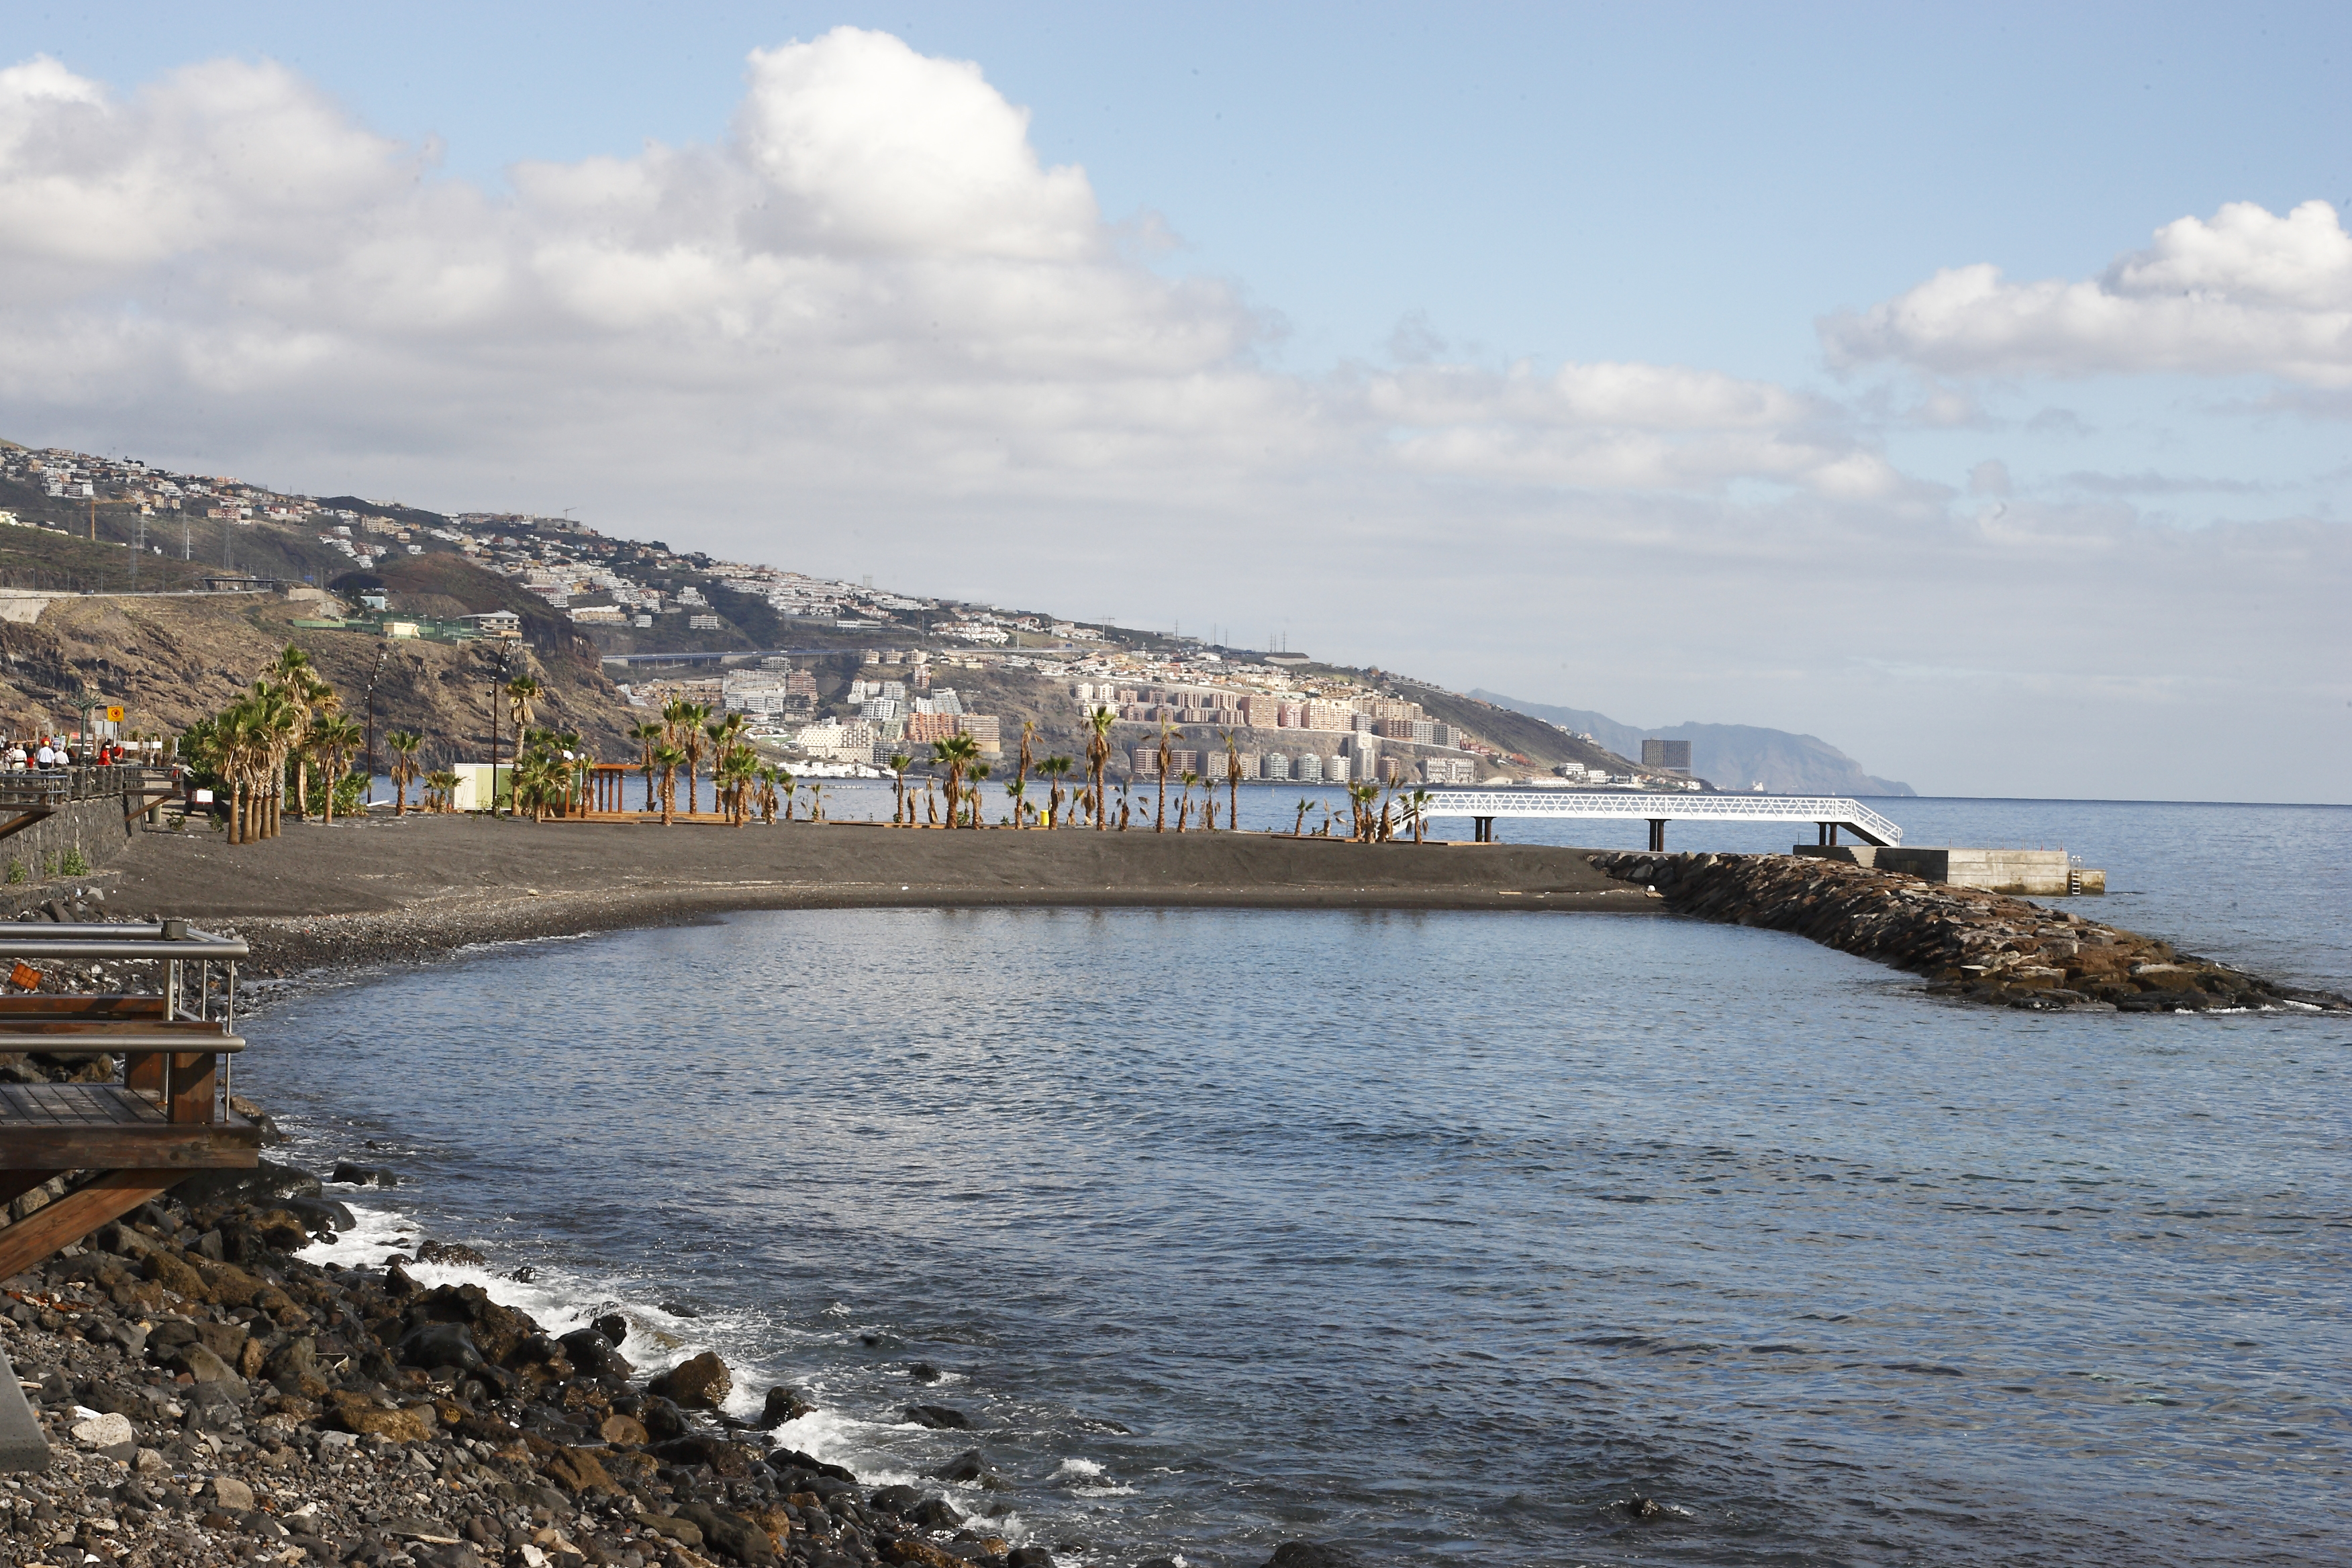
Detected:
left=0, top=438, right=1712, bottom=793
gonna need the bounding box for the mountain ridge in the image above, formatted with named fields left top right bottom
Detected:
left=1472, top=691, right=1916, bottom=797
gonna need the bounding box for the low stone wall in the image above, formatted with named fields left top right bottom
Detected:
left=1591, top=849, right=2349, bottom=1013
left=0, top=791, right=146, bottom=883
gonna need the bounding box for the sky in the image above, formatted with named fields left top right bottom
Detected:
left=0, top=1, right=2346, bottom=800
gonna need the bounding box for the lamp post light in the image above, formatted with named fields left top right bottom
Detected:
left=485, top=642, right=513, bottom=818
left=362, top=642, right=389, bottom=803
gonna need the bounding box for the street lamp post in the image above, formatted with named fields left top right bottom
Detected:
left=362, top=643, right=389, bottom=803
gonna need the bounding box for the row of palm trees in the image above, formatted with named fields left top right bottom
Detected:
left=179, top=646, right=370, bottom=844
left=181, top=667, right=1434, bottom=844
left=852, top=707, right=1431, bottom=842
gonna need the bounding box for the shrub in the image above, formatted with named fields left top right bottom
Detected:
left=59, top=846, right=89, bottom=877
left=3, top=858, right=22, bottom=885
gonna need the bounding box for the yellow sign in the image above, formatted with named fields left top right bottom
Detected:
left=105, top=705, right=125, bottom=722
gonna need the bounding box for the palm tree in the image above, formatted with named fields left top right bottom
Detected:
left=756, top=763, right=782, bottom=824
left=271, top=647, right=336, bottom=821
left=679, top=701, right=712, bottom=815
left=1222, top=730, right=1244, bottom=832
left=386, top=730, right=423, bottom=816
left=807, top=779, right=828, bottom=822
left=1004, top=775, right=1028, bottom=828
left=889, top=752, right=912, bottom=824
left=1155, top=723, right=1173, bottom=832
left=1085, top=705, right=1116, bottom=830
left=1016, top=720, right=1035, bottom=805
left=630, top=720, right=665, bottom=816
left=424, top=767, right=459, bottom=814
left=503, top=676, right=544, bottom=819
left=308, top=714, right=364, bottom=823
left=1405, top=787, right=1432, bottom=844
left=967, top=762, right=991, bottom=827
left=652, top=742, right=685, bottom=825
left=1294, top=797, right=1314, bottom=837
left=1117, top=781, right=1132, bottom=832
left=719, top=749, right=758, bottom=824
left=777, top=769, right=797, bottom=822
left=932, top=735, right=979, bottom=828
left=1039, top=756, right=1073, bottom=826
left=1175, top=770, right=1199, bottom=832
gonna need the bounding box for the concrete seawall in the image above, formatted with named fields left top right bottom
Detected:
left=1591, top=849, right=2348, bottom=1012
left=1, top=791, right=143, bottom=883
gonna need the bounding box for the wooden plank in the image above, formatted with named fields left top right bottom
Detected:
left=0, top=1169, right=184, bottom=1281
left=0, top=1121, right=256, bottom=1171
left=0, top=1085, right=165, bottom=1127
left=0, top=996, right=167, bottom=1018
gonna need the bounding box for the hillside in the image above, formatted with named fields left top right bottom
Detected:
left=0, top=585, right=639, bottom=766
left=1473, top=691, right=1916, bottom=795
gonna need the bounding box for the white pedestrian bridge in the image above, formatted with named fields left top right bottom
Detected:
left=1416, top=789, right=1903, bottom=850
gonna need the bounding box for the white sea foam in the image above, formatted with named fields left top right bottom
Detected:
left=1054, top=1458, right=1104, bottom=1478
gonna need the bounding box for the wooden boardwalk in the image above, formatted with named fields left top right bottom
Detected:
left=0, top=924, right=259, bottom=1291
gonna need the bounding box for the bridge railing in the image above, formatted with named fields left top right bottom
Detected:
left=1413, top=790, right=1904, bottom=846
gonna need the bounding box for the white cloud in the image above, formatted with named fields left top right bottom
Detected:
left=0, top=37, right=2341, bottom=801
left=0, top=33, right=1893, bottom=511
left=1822, top=199, right=2352, bottom=385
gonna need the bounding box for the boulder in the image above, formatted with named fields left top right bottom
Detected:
left=210, top=1475, right=256, bottom=1513
left=397, top=1322, right=485, bottom=1372
left=141, top=1250, right=207, bottom=1302
left=904, top=1404, right=971, bottom=1430
left=598, top=1412, right=649, bottom=1446
left=673, top=1502, right=779, bottom=1565
left=558, top=1327, right=634, bottom=1382
left=758, top=1385, right=816, bottom=1428
left=173, top=1159, right=322, bottom=1208
left=414, top=1238, right=485, bottom=1267
left=538, top=1444, right=620, bottom=1496
left=930, top=1449, right=1011, bottom=1490
left=1261, top=1546, right=1369, bottom=1568
left=70, top=1411, right=135, bottom=1459
left=649, top=1350, right=732, bottom=1410
left=330, top=1161, right=399, bottom=1188
left=326, top=1390, right=437, bottom=1442
left=591, top=1312, right=628, bottom=1345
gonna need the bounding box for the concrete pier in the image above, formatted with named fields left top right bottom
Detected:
left=1792, top=844, right=2104, bottom=895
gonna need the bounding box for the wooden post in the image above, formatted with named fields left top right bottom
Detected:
left=166, top=1052, right=216, bottom=1124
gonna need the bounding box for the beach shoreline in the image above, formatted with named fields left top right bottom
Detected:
left=66, top=814, right=1661, bottom=979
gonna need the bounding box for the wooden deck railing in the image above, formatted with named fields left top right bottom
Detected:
left=0, top=922, right=259, bottom=1300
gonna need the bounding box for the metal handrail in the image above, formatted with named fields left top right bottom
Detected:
left=1415, top=789, right=1906, bottom=846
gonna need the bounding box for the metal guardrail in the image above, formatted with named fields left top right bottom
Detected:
left=0, top=764, right=162, bottom=809
left=1416, top=790, right=1905, bottom=846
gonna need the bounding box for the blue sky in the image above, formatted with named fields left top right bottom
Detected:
left=3, top=3, right=2347, bottom=797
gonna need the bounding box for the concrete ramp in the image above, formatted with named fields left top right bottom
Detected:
left=0, top=1349, right=48, bottom=1471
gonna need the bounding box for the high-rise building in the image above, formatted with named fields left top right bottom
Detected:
left=1297, top=753, right=1324, bottom=783
left=1261, top=752, right=1290, bottom=781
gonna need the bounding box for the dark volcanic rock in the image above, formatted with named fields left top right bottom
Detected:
left=1586, top=850, right=2351, bottom=1015
left=1261, top=1545, right=1369, bottom=1568
left=758, top=1384, right=816, bottom=1428
left=905, top=1403, right=973, bottom=1430
left=649, top=1349, right=732, bottom=1409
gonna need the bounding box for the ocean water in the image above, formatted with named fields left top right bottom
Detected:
left=248, top=799, right=2351, bottom=1567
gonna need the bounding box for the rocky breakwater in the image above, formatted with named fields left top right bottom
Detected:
left=0, top=1166, right=1093, bottom=1568
left=0, top=1163, right=1374, bottom=1568
left=1587, top=850, right=2352, bottom=1013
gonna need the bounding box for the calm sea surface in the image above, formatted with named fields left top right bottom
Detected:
left=259, top=798, right=2350, bottom=1567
